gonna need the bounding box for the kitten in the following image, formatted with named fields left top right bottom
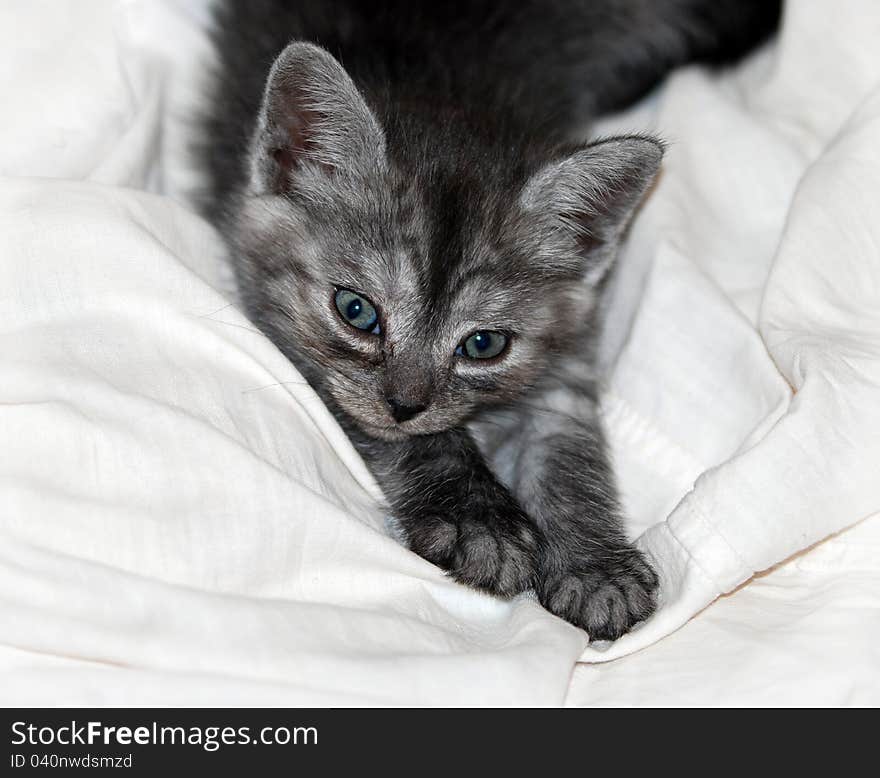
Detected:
left=199, top=0, right=780, bottom=640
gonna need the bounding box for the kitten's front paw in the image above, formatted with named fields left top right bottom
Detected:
left=407, top=505, right=539, bottom=598
left=538, top=546, right=659, bottom=641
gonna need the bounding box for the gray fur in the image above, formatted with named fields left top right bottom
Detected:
left=199, top=0, right=779, bottom=639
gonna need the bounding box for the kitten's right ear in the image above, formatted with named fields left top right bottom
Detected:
left=247, top=42, right=387, bottom=194
left=518, top=136, right=663, bottom=282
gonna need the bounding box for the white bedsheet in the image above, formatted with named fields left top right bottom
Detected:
left=1, top=0, right=878, bottom=706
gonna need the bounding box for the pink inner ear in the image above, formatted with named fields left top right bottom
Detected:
left=269, top=102, right=334, bottom=187
left=575, top=230, right=604, bottom=254
left=274, top=101, right=320, bottom=167
left=272, top=145, right=299, bottom=170
left=560, top=210, right=606, bottom=254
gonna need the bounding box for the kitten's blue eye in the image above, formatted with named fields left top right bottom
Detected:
left=457, top=330, right=508, bottom=360
left=334, top=288, right=380, bottom=333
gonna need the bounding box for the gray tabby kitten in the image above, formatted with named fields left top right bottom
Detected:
left=200, top=0, right=780, bottom=640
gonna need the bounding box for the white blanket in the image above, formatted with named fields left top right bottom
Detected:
left=1, top=0, right=879, bottom=706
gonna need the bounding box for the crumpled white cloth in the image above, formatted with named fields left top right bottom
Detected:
left=586, top=0, right=880, bottom=662
left=1, top=0, right=878, bottom=705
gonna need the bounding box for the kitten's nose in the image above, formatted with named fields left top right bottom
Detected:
left=386, top=397, right=428, bottom=423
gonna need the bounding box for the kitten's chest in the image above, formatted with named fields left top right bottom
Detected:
left=467, top=406, right=525, bottom=489
left=468, top=358, right=603, bottom=488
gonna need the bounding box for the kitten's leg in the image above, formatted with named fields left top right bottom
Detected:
left=486, top=389, right=658, bottom=640
left=354, top=427, right=541, bottom=597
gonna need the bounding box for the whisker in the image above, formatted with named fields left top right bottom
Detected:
left=197, top=302, right=238, bottom=319
left=241, top=379, right=310, bottom=394
left=194, top=316, right=267, bottom=336
left=509, top=398, right=597, bottom=432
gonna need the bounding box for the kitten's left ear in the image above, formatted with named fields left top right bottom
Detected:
left=247, top=42, right=387, bottom=195
left=519, top=136, right=663, bottom=281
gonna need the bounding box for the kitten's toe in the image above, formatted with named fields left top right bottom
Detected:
left=450, top=515, right=538, bottom=597
left=539, top=546, right=659, bottom=641
left=406, top=510, right=538, bottom=597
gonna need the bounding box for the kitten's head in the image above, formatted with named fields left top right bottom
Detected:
left=231, top=43, right=661, bottom=441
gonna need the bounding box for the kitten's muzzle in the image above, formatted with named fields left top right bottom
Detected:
left=386, top=397, right=428, bottom=423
